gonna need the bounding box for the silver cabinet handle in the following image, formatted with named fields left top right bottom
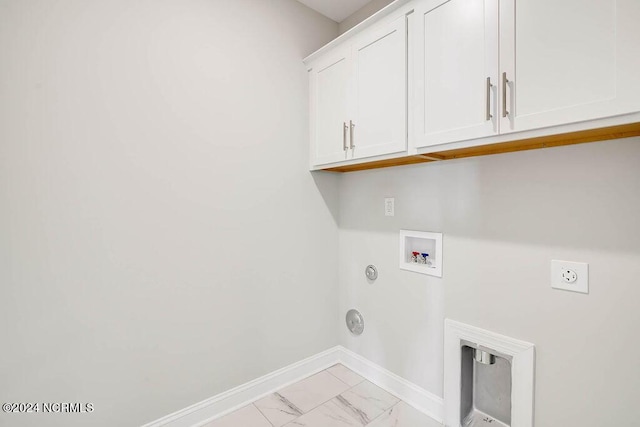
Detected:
left=343, top=122, right=348, bottom=151
left=486, top=77, right=493, bottom=121
left=502, top=72, right=509, bottom=118
left=349, top=120, right=355, bottom=149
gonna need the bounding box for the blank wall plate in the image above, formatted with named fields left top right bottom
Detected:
left=551, top=260, right=588, bottom=294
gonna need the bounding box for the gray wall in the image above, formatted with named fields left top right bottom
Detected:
left=338, top=138, right=640, bottom=426
left=0, top=1, right=338, bottom=426
left=339, top=0, right=394, bottom=34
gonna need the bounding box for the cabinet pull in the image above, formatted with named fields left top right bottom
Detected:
left=486, top=77, right=493, bottom=121
left=349, top=120, right=355, bottom=149
left=343, top=122, right=348, bottom=151
left=502, top=72, right=509, bottom=118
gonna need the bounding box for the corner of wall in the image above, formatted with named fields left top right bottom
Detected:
left=338, top=0, right=395, bottom=34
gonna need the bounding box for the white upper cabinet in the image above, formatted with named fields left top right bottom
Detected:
left=413, top=0, right=640, bottom=148
left=310, top=46, right=351, bottom=165
left=500, top=0, right=640, bottom=133
left=306, top=0, right=640, bottom=170
left=350, top=17, right=407, bottom=160
left=413, top=0, right=499, bottom=148
left=307, top=14, right=408, bottom=167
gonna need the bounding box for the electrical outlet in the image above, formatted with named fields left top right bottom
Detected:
left=561, top=269, right=577, bottom=283
left=551, top=260, right=588, bottom=294
left=384, top=198, right=394, bottom=216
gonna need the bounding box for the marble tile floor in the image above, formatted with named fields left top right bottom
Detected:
left=203, top=364, right=443, bottom=427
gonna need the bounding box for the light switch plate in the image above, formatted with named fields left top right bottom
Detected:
left=551, top=260, right=588, bottom=294
left=384, top=198, right=394, bottom=216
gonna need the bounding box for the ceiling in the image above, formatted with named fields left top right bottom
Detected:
left=296, top=0, right=375, bottom=22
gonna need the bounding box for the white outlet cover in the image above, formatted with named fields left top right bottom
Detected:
left=551, top=260, right=588, bottom=294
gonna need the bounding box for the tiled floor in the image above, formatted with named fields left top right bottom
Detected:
left=203, top=364, right=443, bottom=427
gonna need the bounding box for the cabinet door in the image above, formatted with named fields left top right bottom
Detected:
left=310, top=47, right=351, bottom=166
left=500, top=0, right=640, bottom=133
left=413, top=0, right=499, bottom=148
left=350, top=16, right=407, bottom=160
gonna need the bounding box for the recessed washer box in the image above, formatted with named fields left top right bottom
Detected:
left=399, top=230, right=442, bottom=277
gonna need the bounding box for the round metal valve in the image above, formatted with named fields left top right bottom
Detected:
left=346, top=309, right=364, bottom=335
left=365, top=265, right=378, bottom=281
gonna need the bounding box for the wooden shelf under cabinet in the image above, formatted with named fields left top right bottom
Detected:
left=321, top=122, right=640, bottom=173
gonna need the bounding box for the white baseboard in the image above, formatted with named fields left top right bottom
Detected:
left=141, top=346, right=444, bottom=427
left=338, top=347, right=444, bottom=423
